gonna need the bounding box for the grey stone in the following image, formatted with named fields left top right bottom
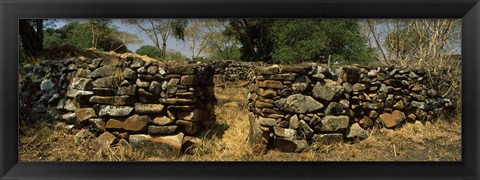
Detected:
left=272, top=137, right=308, bottom=152
left=136, top=79, right=150, bottom=88
left=149, top=81, right=161, bottom=95
left=274, top=94, right=324, bottom=114
left=117, top=84, right=136, bottom=96
left=258, top=116, right=277, bottom=127
left=148, top=125, right=178, bottom=135
left=123, top=115, right=151, bottom=132
left=298, top=120, right=314, bottom=139
left=70, top=77, right=93, bottom=90
left=346, top=123, right=369, bottom=139
left=138, top=88, right=154, bottom=103
left=289, top=115, right=299, bottom=129
left=89, top=118, right=106, bottom=132
left=153, top=116, right=175, bottom=126
left=75, top=108, right=97, bottom=124
left=311, top=133, right=344, bottom=145
left=92, top=76, right=121, bottom=88
left=248, top=113, right=269, bottom=154
left=94, top=132, right=117, bottom=149
left=123, top=68, right=137, bottom=81
left=89, top=96, right=133, bottom=105
left=64, top=99, right=80, bottom=111
left=137, top=67, right=146, bottom=73
left=147, top=65, right=158, bottom=75
left=292, top=76, right=311, bottom=93
left=256, top=65, right=279, bottom=75
left=129, top=133, right=184, bottom=156
left=273, top=126, right=297, bottom=139
left=130, top=58, right=145, bottom=69
left=324, top=102, right=344, bottom=115
left=320, top=115, right=350, bottom=132
left=135, top=104, right=165, bottom=114
left=312, top=80, right=344, bottom=101
left=98, top=105, right=133, bottom=117
left=91, top=65, right=116, bottom=78
left=40, top=79, right=55, bottom=91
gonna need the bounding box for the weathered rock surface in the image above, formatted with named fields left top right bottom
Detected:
left=274, top=94, right=323, bottom=114
left=129, top=133, right=184, bottom=156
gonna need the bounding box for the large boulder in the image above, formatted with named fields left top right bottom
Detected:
left=274, top=94, right=324, bottom=114
left=312, top=80, right=344, bottom=101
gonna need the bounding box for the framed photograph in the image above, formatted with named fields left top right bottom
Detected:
left=1, top=0, right=479, bottom=179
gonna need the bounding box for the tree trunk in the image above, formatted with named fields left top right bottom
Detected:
left=19, top=19, right=44, bottom=57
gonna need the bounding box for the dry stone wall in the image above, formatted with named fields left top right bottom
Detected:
left=19, top=57, right=454, bottom=156
left=247, top=63, right=453, bottom=153
left=20, top=56, right=216, bottom=156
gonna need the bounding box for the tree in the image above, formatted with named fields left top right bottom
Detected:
left=125, top=19, right=187, bottom=59
left=202, top=19, right=241, bottom=60
left=365, top=19, right=461, bottom=67
left=269, top=19, right=372, bottom=64
left=224, top=19, right=274, bottom=61
left=19, top=19, right=44, bottom=57
left=136, top=45, right=161, bottom=58
left=43, top=20, right=140, bottom=53
left=183, top=19, right=208, bottom=61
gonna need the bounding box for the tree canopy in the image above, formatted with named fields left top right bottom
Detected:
left=222, top=19, right=373, bottom=64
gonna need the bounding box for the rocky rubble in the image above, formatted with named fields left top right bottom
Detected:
left=248, top=63, right=453, bottom=153
left=210, top=60, right=262, bottom=87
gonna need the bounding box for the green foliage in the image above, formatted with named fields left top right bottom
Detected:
left=224, top=19, right=373, bottom=64
left=224, top=19, right=274, bottom=61
left=135, top=45, right=161, bottom=58
left=43, top=20, right=137, bottom=53
left=269, top=19, right=373, bottom=64
left=165, top=50, right=189, bottom=61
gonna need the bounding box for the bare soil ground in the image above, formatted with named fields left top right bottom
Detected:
left=19, top=80, right=461, bottom=161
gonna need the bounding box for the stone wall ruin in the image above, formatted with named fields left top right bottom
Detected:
left=19, top=56, right=454, bottom=155
left=20, top=56, right=216, bottom=156
left=247, top=63, right=453, bottom=153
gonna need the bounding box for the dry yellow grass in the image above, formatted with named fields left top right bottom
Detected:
left=19, top=81, right=461, bottom=161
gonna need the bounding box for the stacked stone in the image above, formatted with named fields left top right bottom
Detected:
left=39, top=56, right=217, bottom=156
left=248, top=63, right=452, bottom=153
left=210, top=60, right=261, bottom=81
left=19, top=58, right=78, bottom=121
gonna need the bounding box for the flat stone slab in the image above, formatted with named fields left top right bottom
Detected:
left=129, top=133, right=184, bottom=156
left=135, top=104, right=165, bottom=114
left=98, top=105, right=133, bottom=117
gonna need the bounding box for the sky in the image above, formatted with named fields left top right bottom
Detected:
left=54, top=19, right=195, bottom=57
left=54, top=19, right=462, bottom=59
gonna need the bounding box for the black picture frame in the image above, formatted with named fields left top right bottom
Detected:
left=1, top=0, right=479, bottom=179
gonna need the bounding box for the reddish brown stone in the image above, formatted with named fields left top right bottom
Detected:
left=379, top=110, right=406, bottom=129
